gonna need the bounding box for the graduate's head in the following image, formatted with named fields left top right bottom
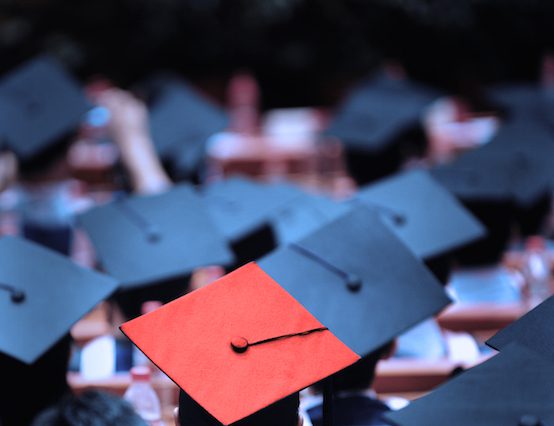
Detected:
left=178, top=390, right=301, bottom=426
left=32, top=390, right=147, bottom=426
left=0, top=334, right=72, bottom=426
left=313, top=341, right=395, bottom=394
left=17, top=131, right=76, bottom=183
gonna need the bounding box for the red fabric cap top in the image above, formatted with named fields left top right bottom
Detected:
left=120, top=262, right=359, bottom=425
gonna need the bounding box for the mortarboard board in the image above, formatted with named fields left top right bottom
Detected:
left=120, top=262, right=359, bottom=425
left=270, top=190, right=350, bottom=245
left=483, top=119, right=554, bottom=236
left=147, top=77, right=228, bottom=180
left=77, top=184, right=234, bottom=290
left=0, top=236, right=118, bottom=364
left=259, top=206, right=451, bottom=357
left=385, top=343, right=554, bottom=426
left=487, top=295, right=554, bottom=358
left=434, top=118, right=554, bottom=207
left=353, top=169, right=486, bottom=260
left=430, top=147, right=518, bottom=266
left=430, top=152, right=514, bottom=203
left=327, top=73, right=439, bottom=152
left=486, top=83, right=547, bottom=119
left=201, top=177, right=304, bottom=265
left=326, top=72, right=440, bottom=184
left=433, top=118, right=554, bottom=247
left=0, top=55, right=90, bottom=161
left=475, top=120, right=554, bottom=206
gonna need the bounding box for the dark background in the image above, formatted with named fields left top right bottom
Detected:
left=1, top=0, right=554, bottom=108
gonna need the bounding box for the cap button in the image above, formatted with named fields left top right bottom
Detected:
left=230, top=337, right=249, bottom=353
left=393, top=214, right=406, bottom=226
left=519, top=415, right=542, bottom=426
left=346, top=274, right=362, bottom=293
left=146, top=227, right=161, bottom=243
left=11, top=290, right=25, bottom=304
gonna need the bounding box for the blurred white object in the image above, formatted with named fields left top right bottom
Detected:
left=124, top=366, right=164, bottom=426
left=396, top=319, right=446, bottom=359
left=522, top=236, right=552, bottom=309
left=80, top=335, right=115, bottom=380
left=448, top=266, right=523, bottom=303
left=444, top=331, right=480, bottom=364
left=425, top=97, right=499, bottom=163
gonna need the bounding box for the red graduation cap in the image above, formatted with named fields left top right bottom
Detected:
left=120, top=262, right=359, bottom=425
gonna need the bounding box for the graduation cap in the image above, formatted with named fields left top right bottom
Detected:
left=201, top=177, right=304, bottom=266
left=430, top=155, right=515, bottom=203
left=120, top=262, right=359, bottom=425
left=0, top=55, right=90, bottom=161
left=434, top=117, right=554, bottom=248
left=487, top=295, right=554, bottom=358
left=0, top=236, right=118, bottom=364
left=147, top=77, right=228, bottom=180
left=270, top=190, right=351, bottom=246
left=430, top=139, right=527, bottom=266
left=486, top=83, right=547, bottom=119
left=327, top=73, right=439, bottom=151
left=326, top=72, right=440, bottom=184
left=259, top=206, right=451, bottom=357
left=354, top=169, right=486, bottom=260
left=77, top=184, right=234, bottom=290
left=386, top=343, right=554, bottom=426
left=477, top=121, right=554, bottom=206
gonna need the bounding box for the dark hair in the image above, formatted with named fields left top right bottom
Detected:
left=17, top=131, right=76, bottom=181
left=178, top=390, right=299, bottom=426
left=313, top=341, right=394, bottom=394
left=0, top=334, right=72, bottom=426
left=32, top=390, right=147, bottom=426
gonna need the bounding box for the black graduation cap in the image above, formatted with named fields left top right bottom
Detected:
left=259, top=206, right=451, bottom=357
left=476, top=121, right=554, bottom=207
left=430, top=146, right=518, bottom=266
left=77, top=184, right=234, bottom=289
left=486, top=83, right=547, bottom=119
left=0, top=55, right=90, bottom=161
left=386, top=343, right=554, bottom=426
left=326, top=73, right=440, bottom=184
left=200, top=177, right=304, bottom=266
left=327, top=73, right=439, bottom=151
left=0, top=236, right=118, bottom=364
left=147, top=77, right=228, bottom=180
left=430, top=149, right=515, bottom=202
left=354, top=169, right=486, bottom=260
left=487, top=295, right=554, bottom=358
left=270, top=191, right=351, bottom=246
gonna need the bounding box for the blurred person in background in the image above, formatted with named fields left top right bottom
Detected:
left=32, top=390, right=147, bottom=426
left=302, top=342, right=396, bottom=426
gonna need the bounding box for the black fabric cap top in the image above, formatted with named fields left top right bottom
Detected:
left=354, top=169, right=486, bottom=259
left=259, top=206, right=451, bottom=357
left=78, top=184, right=234, bottom=289
left=201, top=177, right=305, bottom=242
left=0, top=236, right=118, bottom=364
left=487, top=295, right=554, bottom=358
left=486, top=83, right=548, bottom=118
left=430, top=154, right=516, bottom=202
left=148, top=78, right=228, bottom=176
left=386, top=343, right=554, bottom=426
left=0, top=55, right=90, bottom=160
left=326, top=73, right=440, bottom=151
left=432, top=118, right=554, bottom=207
left=270, top=191, right=351, bottom=246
